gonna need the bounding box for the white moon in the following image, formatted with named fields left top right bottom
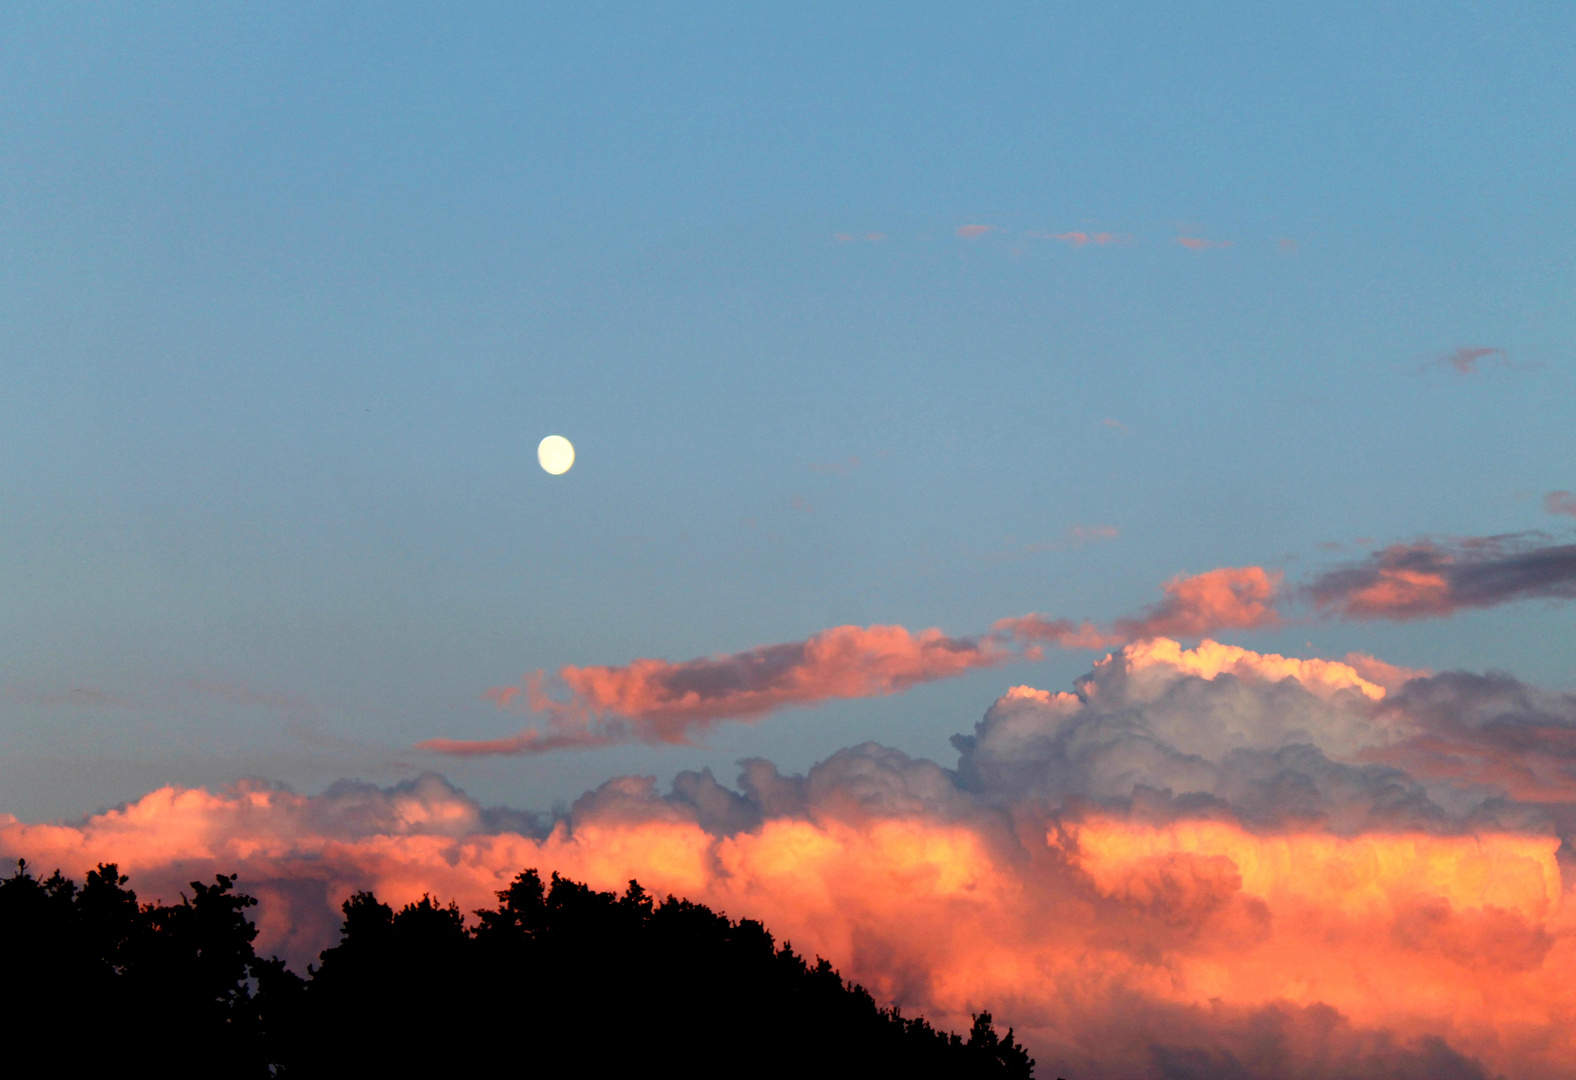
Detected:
left=537, top=435, right=575, bottom=475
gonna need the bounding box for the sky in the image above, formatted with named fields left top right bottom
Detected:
left=3, top=7, right=1576, bottom=1073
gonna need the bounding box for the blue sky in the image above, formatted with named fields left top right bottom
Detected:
left=2, top=3, right=1573, bottom=819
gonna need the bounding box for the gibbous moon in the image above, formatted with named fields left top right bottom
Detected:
left=537, top=435, right=575, bottom=475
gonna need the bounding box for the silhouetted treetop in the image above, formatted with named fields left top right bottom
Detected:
left=1, top=861, right=1035, bottom=1079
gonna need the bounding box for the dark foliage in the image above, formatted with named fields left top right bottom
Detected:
left=0, top=861, right=1035, bottom=1078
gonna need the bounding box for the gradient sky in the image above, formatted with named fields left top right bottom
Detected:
left=2, top=3, right=1573, bottom=820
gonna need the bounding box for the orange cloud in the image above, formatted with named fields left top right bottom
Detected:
left=1305, top=536, right=1576, bottom=621
left=1114, top=566, right=1284, bottom=640
left=5, top=779, right=1573, bottom=1078
left=426, top=625, right=1015, bottom=755
left=1176, top=236, right=1232, bottom=250
left=1118, top=638, right=1387, bottom=701
left=435, top=535, right=1575, bottom=758
left=16, top=643, right=1576, bottom=1076
left=1341, top=652, right=1430, bottom=693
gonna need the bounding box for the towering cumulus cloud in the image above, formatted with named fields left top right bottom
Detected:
left=8, top=640, right=1576, bottom=1078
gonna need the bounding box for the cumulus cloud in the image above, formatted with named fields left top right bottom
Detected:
left=11, top=640, right=1576, bottom=1078
left=1113, top=566, right=1284, bottom=639
left=1304, top=534, right=1576, bottom=620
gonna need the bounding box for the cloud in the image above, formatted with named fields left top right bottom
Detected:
left=13, top=642, right=1576, bottom=1078
left=834, top=232, right=886, bottom=243
left=434, top=536, right=1576, bottom=758
left=1431, top=346, right=1504, bottom=375
left=1304, top=534, right=1576, bottom=620
left=1546, top=491, right=1576, bottom=518
left=956, top=225, right=993, bottom=238
left=1042, top=231, right=1131, bottom=247
left=992, top=615, right=1120, bottom=651
left=1114, top=566, right=1284, bottom=640
left=426, top=625, right=1016, bottom=756
left=1068, top=524, right=1119, bottom=544
left=1176, top=236, right=1231, bottom=250
left=996, top=568, right=1285, bottom=660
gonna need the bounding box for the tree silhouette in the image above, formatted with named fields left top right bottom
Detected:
left=0, top=860, right=1036, bottom=1078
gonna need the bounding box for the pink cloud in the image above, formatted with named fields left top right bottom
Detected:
left=1544, top=491, right=1576, bottom=518
left=432, top=535, right=1576, bottom=758
left=425, top=625, right=1016, bottom=755
left=14, top=640, right=1576, bottom=1079
left=992, top=615, right=1120, bottom=651
left=1342, top=652, right=1430, bottom=693
left=1113, top=566, right=1284, bottom=640
left=1304, top=535, right=1576, bottom=621
left=1439, top=346, right=1504, bottom=375
left=1023, top=230, right=1132, bottom=247
left=955, top=225, right=992, bottom=238
left=1176, top=236, right=1232, bottom=250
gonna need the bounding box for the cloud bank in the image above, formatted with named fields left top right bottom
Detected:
left=8, top=639, right=1576, bottom=1078
left=431, top=537, right=1576, bottom=756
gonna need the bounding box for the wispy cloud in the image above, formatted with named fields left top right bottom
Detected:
left=955, top=225, right=993, bottom=238
left=1428, top=345, right=1506, bottom=375
left=834, top=232, right=886, bottom=243
left=1, top=686, right=144, bottom=708
left=1030, top=231, right=1132, bottom=247
left=1543, top=491, right=1576, bottom=518
left=1176, top=236, right=1232, bottom=250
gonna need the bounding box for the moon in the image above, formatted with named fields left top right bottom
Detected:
left=537, top=435, right=575, bottom=475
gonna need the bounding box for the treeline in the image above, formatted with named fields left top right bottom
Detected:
left=2, top=861, right=1034, bottom=1078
